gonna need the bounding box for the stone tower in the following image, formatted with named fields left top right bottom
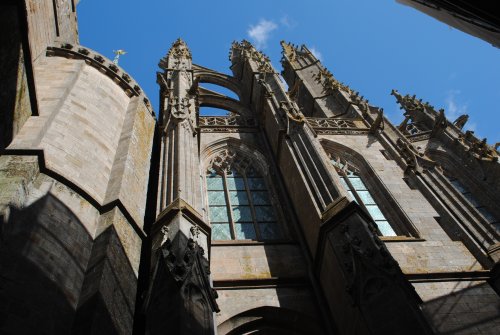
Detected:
left=2, top=2, right=500, bottom=335
left=0, top=1, right=155, bottom=333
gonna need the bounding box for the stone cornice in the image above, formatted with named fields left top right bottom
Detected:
left=46, top=44, right=155, bottom=117
left=154, top=198, right=211, bottom=238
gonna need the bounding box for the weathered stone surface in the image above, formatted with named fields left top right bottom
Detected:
left=3, top=3, right=500, bottom=334
left=215, top=287, right=320, bottom=326
left=211, top=244, right=307, bottom=281
left=414, top=281, right=500, bottom=334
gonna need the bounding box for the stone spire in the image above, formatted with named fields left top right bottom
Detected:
left=159, top=38, right=192, bottom=70
left=146, top=39, right=218, bottom=335
left=230, top=40, right=274, bottom=73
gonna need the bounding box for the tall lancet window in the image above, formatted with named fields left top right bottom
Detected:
left=445, top=173, right=500, bottom=232
left=331, top=158, right=397, bottom=236
left=206, top=150, right=282, bottom=241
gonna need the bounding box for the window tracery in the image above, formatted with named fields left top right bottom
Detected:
left=331, top=157, right=397, bottom=236
left=205, top=150, right=282, bottom=241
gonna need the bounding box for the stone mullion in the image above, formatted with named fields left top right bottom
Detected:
left=341, top=173, right=369, bottom=214
left=243, top=173, right=262, bottom=240
left=222, top=171, right=236, bottom=240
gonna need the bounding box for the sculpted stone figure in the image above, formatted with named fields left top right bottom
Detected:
left=453, top=114, right=469, bottom=129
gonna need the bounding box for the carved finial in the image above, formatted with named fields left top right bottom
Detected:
left=280, top=40, right=298, bottom=63
left=231, top=40, right=274, bottom=73
left=159, top=38, right=192, bottom=70
left=168, top=38, right=192, bottom=60
left=453, top=114, right=469, bottom=129
left=313, top=67, right=352, bottom=95
left=391, top=90, right=437, bottom=115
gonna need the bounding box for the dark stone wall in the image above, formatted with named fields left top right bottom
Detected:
left=0, top=4, right=32, bottom=151
left=0, top=194, right=92, bottom=334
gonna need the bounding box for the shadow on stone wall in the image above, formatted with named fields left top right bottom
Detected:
left=218, top=306, right=324, bottom=335
left=0, top=193, right=137, bottom=335
left=420, top=281, right=500, bottom=334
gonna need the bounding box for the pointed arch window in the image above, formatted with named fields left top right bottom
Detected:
left=331, top=158, right=397, bottom=236
left=205, top=150, right=282, bottom=241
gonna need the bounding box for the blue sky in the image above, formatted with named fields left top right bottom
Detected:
left=78, top=0, right=499, bottom=143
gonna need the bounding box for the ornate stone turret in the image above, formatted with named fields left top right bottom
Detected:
left=145, top=39, right=218, bottom=335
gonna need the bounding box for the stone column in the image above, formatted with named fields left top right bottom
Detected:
left=145, top=39, right=218, bottom=335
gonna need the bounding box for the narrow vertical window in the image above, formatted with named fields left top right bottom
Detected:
left=332, top=158, right=397, bottom=236
left=207, top=171, right=231, bottom=240
left=206, top=151, right=282, bottom=241
left=446, top=174, right=500, bottom=232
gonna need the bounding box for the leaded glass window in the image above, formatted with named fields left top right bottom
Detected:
left=206, top=152, right=282, bottom=241
left=332, top=158, right=397, bottom=236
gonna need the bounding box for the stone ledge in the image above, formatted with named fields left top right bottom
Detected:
left=406, top=270, right=491, bottom=283
left=213, top=277, right=310, bottom=290
left=154, top=198, right=210, bottom=238
left=0, top=150, right=146, bottom=239
left=211, top=240, right=298, bottom=247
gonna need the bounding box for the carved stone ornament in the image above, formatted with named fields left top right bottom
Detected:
left=314, top=129, right=369, bottom=135
left=279, top=101, right=306, bottom=137
left=306, top=117, right=356, bottom=129
left=327, top=216, right=433, bottom=335
left=231, top=40, right=274, bottom=73
left=453, top=114, right=469, bottom=129
left=280, top=41, right=299, bottom=63
left=313, top=68, right=353, bottom=95
left=169, top=97, right=191, bottom=120
left=396, top=138, right=435, bottom=174
left=168, top=38, right=192, bottom=60
left=199, top=115, right=256, bottom=128
left=145, top=234, right=220, bottom=334
left=287, top=78, right=301, bottom=101
left=349, top=90, right=370, bottom=115
left=407, top=132, right=432, bottom=143
left=200, top=127, right=255, bottom=133
left=208, top=149, right=254, bottom=175
left=369, top=108, right=385, bottom=134
left=430, top=108, right=448, bottom=137
left=391, top=89, right=435, bottom=114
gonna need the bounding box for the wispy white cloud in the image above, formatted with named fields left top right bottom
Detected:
left=280, top=15, right=297, bottom=29
left=445, top=90, right=467, bottom=121
left=445, top=90, right=477, bottom=133
left=309, top=46, right=322, bottom=61
left=248, top=19, right=278, bottom=49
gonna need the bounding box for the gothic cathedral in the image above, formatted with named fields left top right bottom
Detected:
left=1, top=1, right=499, bottom=334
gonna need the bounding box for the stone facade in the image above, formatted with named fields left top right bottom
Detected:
left=1, top=2, right=499, bottom=335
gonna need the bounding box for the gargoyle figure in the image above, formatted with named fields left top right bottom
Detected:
left=453, top=114, right=469, bottom=129
left=369, top=108, right=384, bottom=134
left=390, top=89, right=404, bottom=104
left=436, top=109, right=446, bottom=127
